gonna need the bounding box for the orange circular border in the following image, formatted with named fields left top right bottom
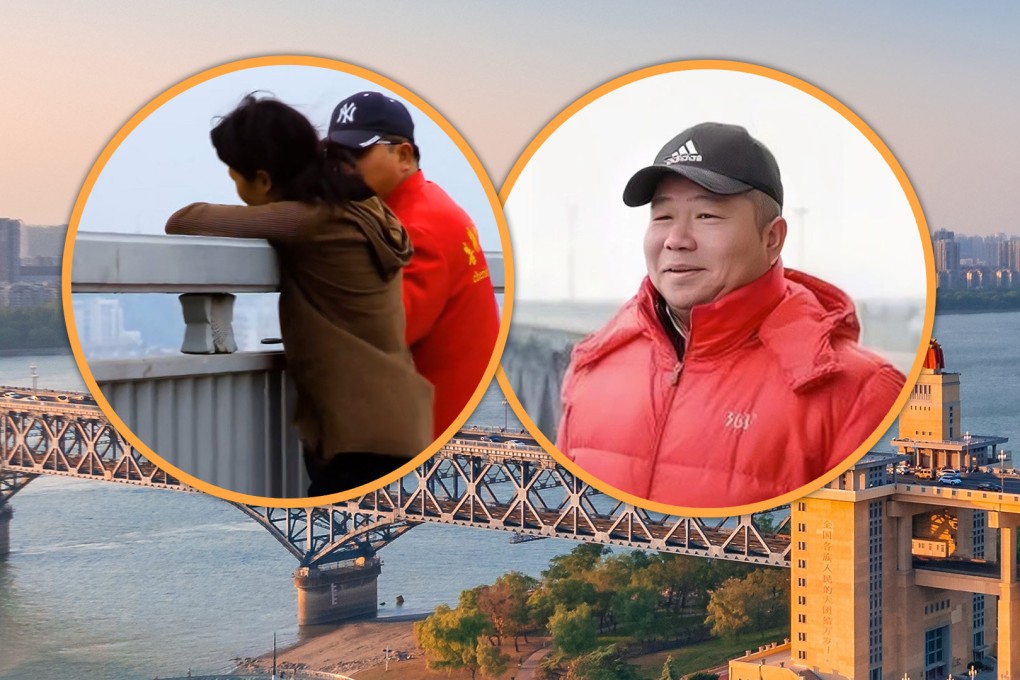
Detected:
left=61, top=55, right=515, bottom=508
left=496, top=59, right=936, bottom=518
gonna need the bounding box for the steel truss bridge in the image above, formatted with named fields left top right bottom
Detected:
left=1, top=388, right=791, bottom=569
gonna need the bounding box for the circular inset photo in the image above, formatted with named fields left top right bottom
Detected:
left=63, top=56, right=511, bottom=505
left=499, top=60, right=934, bottom=515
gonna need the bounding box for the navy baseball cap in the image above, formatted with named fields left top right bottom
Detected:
left=327, top=91, right=415, bottom=148
left=623, top=122, right=783, bottom=208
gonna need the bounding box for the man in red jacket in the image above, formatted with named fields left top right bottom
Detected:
left=327, top=92, right=500, bottom=439
left=556, top=122, right=906, bottom=510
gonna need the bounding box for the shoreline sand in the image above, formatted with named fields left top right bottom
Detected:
left=234, top=615, right=427, bottom=677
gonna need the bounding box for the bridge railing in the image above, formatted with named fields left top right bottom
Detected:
left=70, top=231, right=506, bottom=498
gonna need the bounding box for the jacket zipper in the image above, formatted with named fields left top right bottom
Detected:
left=643, top=359, right=684, bottom=498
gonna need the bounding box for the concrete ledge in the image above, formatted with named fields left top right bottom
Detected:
left=72, top=232, right=281, bottom=293
left=89, top=351, right=286, bottom=382
left=71, top=231, right=505, bottom=293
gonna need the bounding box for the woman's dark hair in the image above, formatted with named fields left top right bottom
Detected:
left=210, top=94, right=372, bottom=204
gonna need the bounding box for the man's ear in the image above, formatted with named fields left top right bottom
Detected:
left=765, top=215, right=787, bottom=266
left=396, top=142, right=416, bottom=171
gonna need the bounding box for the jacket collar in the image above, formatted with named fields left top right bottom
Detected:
left=571, top=261, right=861, bottom=392
left=384, top=169, right=426, bottom=214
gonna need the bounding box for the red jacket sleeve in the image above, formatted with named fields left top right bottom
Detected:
left=828, top=364, right=906, bottom=469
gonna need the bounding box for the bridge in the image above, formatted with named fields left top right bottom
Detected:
left=9, top=391, right=1020, bottom=680
left=1, top=388, right=791, bottom=624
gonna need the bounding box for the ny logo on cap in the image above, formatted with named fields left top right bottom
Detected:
left=336, top=102, right=357, bottom=125
left=663, top=140, right=701, bottom=165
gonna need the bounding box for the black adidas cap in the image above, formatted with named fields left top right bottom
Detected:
left=622, top=122, right=783, bottom=208
left=327, top=91, right=415, bottom=148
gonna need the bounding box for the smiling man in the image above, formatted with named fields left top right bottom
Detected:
left=555, top=122, right=906, bottom=509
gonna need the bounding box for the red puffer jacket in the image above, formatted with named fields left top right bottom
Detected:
left=556, top=262, right=905, bottom=510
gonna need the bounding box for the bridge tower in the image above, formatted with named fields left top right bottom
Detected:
left=893, top=339, right=1007, bottom=471
left=785, top=455, right=996, bottom=680
left=732, top=453, right=1007, bottom=680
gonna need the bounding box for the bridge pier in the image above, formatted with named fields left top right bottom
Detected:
left=993, top=514, right=1020, bottom=680
left=293, top=558, right=382, bottom=625
left=0, top=502, right=12, bottom=558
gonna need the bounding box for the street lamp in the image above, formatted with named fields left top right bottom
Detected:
left=502, top=398, right=509, bottom=431
left=1000, top=451, right=1008, bottom=493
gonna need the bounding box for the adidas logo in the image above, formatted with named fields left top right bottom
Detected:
left=663, top=140, right=701, bottom=165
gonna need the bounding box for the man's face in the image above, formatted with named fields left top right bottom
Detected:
left=643, top=175, right=784, bottom=319
left=350, top=141, right=415, bottom=199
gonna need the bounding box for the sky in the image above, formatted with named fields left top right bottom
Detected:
left=506, top=67, right=927, bottom=302
left=75, top=63, right=500, bottom=249
left=2, top=1, right=1019, bottom=241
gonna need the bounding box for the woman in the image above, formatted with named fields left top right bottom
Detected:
left=165, top=95, right=433, bottom=497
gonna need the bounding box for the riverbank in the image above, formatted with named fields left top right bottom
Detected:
left=235, top=615, right=554, bottom=680
left=233, top=616, right=426, bottom=677
left=0, top=346, right=69, bottom=357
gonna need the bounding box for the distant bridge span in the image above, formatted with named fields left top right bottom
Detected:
left=1, top=387, right=792, bottom=570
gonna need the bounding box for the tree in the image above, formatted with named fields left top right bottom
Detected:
left=414, top=604, right=488, bottom=679
left=548, top=603, right=599, bottom=657
left=543, top=543, right=607, bottom=581
left=613, top=585, right=659, bottom=640
left=705, top=568, right=789, bottom=639
left=529, top=576, right=598, bottom=629
left=659, top=654, right=682, bottom=680
left=476, top=571, right=538, bottom=651
left=565, top=645, right=641, bottom=680
left=476, top=639, right=510, bottom=678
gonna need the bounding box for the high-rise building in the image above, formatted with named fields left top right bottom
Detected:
left=0, top=218, right=22, bottom=283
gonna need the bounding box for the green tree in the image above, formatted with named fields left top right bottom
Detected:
left=543, top=543, right=607, bottom=581
left=564, top=645, right=641, bottom=680
left=529, top=575, right=598, bottom=628
left=705, top=577, right=751, bottom=639
left=413, top=604, right=488, bottom=679
left=549, top=603, right=599, bottom=657
left=613, top=585, right=659, bottom=640
left=476, top=639, right=510, bottom=678
left=705, top=568, right=789, bottom=639
left=659, top=654, right=682, bottom=680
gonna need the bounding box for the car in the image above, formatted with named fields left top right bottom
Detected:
left=915, top=468, right=934, bottom=480
left=939, top=476, right=962, bottom=486
left=977, top=482, right=999, bottom=491
left=937, top=468, right=961, bottom=479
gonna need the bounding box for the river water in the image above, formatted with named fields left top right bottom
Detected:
left=0, top=356, right=571, bottom=679
left=1, top=311, right=1018, bottom=678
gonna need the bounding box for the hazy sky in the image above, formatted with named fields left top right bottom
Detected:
left=507, top=68, right=927, bottom=301
left=3, top=1, right=1018, bottom=242
left=75, top=63, right=501, bottom=249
